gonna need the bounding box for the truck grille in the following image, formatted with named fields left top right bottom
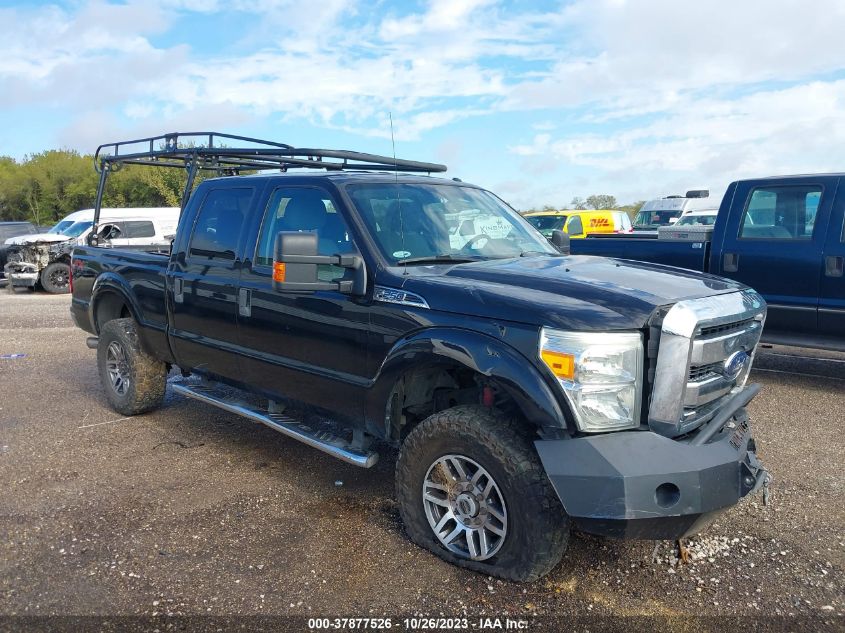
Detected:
left=648, top=290, right=766, bottom=437
left=688, top=362, right=721, bottom=382
left=699, top=318, right=756, bottom=338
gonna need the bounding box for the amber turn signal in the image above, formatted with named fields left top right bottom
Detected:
left=541, top=349, right=575, bottom=380
left=273, top=262, right=286, bottom=282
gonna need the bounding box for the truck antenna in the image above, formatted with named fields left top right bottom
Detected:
left=390, top=113, right=408, bottom=277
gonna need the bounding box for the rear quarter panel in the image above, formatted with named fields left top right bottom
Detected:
left=71, top=246, right=172, bottom=361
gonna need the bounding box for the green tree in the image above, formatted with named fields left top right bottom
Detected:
left=585, top=194, right=617, bottom=210
left=570, top=196, right=587, bottom=210
left=0, top=151, right=218, bottom=223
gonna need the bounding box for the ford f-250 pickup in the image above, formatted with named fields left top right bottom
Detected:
left=572, top=174, right=845, bottom=352
left=70, top=133, right=769, bottom=581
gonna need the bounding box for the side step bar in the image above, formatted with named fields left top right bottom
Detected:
left=171, top=382, right=378, bottom=468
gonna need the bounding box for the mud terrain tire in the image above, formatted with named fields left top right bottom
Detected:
left=97, top=318, right=166, bottom=416
left=396, top=405, right=569, bottom=582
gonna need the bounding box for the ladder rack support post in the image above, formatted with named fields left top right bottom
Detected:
left=89, top=165, right=110, bottom=247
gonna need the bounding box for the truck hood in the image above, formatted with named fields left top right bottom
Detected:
left=400, top=255, right=746, bottom=330
left=4, top=233, right=70, bottom=245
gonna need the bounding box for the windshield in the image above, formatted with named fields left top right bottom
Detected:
left=48, top=220, right=76, bottom=234
left=634, top=209, right=682, bottom=228
left=526, top=215, right=567, bottom=235
left=346, top=183, right=557, bottom=264
left=675, top=214, right=717, bottom=226
left=62, top=221, right=93, bottom=238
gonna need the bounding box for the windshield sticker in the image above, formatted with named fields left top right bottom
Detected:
left=393, top=250, right=411, bottom=258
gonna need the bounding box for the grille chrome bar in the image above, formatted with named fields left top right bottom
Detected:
left=649, top=289, right=766, bottom=438
left=690, top=320, right=762, bottom=366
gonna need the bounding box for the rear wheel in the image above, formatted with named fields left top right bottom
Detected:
left=40, top=262, right=70, bottom=294
left=396, top=405, right=569, bottom=581
left=97, top=318, right=166, bottom=415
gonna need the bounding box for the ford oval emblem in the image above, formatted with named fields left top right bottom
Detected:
left=723, top=350, right=750, bottom=380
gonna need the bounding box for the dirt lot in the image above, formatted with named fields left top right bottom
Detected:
left=0, top=292, right=843, bottom=630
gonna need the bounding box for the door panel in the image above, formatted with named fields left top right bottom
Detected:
left=819, top=179, right=845, bottom=336
left=717, top=179, right=836, bottom=335
left=168, top=186, right=256, bottom=381
left=237, top=185, right=369, bottom=423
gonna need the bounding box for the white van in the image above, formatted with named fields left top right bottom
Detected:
left=5, top=208, right=180, bottom=247
left=633, top=190, right=715, bottom=230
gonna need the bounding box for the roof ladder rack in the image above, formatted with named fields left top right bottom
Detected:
left=88, top=131, right=447, bottom=243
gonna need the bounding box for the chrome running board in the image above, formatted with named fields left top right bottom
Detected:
left=171, top=382, right=378, bottom=468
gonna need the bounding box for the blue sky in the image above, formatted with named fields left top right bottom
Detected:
left=2, top=0, right=845, bottom=209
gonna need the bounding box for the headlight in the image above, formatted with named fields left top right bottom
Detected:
left=539, top=328, right=643, bottom=433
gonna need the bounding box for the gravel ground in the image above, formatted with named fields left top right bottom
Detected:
left=0, top=291, right=843, bottom=631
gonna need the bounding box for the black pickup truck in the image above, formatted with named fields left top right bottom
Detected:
left=70, top=133, right=769, bottom=581
left=572, top=174, right=845, bottom=352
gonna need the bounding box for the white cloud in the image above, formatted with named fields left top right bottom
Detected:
left=3, top=0, right=845, bottom=206
left=504, top=0, right=845, bottom=114
left=509, top=80, right=845, bottom=203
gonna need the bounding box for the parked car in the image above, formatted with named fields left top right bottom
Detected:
left=0, top=221, right=38, bottom=279
left=524, top=209, right=632, bottom=239
left=71, top=132, right=769, bottom=581
left=5, top=208, right=178, bottom=293
left=571, top=174, right=845, bottom=351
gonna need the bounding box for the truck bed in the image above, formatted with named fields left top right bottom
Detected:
left=70, top=246, right=171, bottom=358
left=570, top=235, right=712, bottom=271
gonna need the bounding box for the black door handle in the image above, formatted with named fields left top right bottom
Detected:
left=826, top=255, right=844, bottom=278
left=238, top=288, right=252, bottom=317
left=723, top=252, right=739, bottom=273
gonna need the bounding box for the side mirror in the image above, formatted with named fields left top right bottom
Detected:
left=551, top=229, right=570, bottom=255
left=273, top=231, right=366, bottom=295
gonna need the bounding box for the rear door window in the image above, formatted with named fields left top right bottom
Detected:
left=189, top=187, right=254, bottom=260
left=740, top=185, right=822, bottom=240
left=123, top=220, right=156, bottom=238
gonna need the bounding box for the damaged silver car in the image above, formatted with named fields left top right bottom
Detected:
left=4, top=239, right=74, bottom=293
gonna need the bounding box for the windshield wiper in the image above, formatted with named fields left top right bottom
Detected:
left=396, top=254, right=481, bottom=266
left=519, top=250, right=556, bottom=257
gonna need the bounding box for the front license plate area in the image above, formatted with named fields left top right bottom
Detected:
left=729, top=418, right=750, bottom=450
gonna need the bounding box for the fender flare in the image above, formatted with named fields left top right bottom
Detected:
left=90, top=273, right=144, bottom=333
left=90, top=273, right=175, bottom=363
left=365, top=327, right=570, bottom=436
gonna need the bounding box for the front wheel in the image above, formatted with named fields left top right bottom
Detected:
left=97, top=318, right=166, bottom=416
left=396, top=405, right=570, bottom=581
left=40, top=262, right=71, bottom=294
